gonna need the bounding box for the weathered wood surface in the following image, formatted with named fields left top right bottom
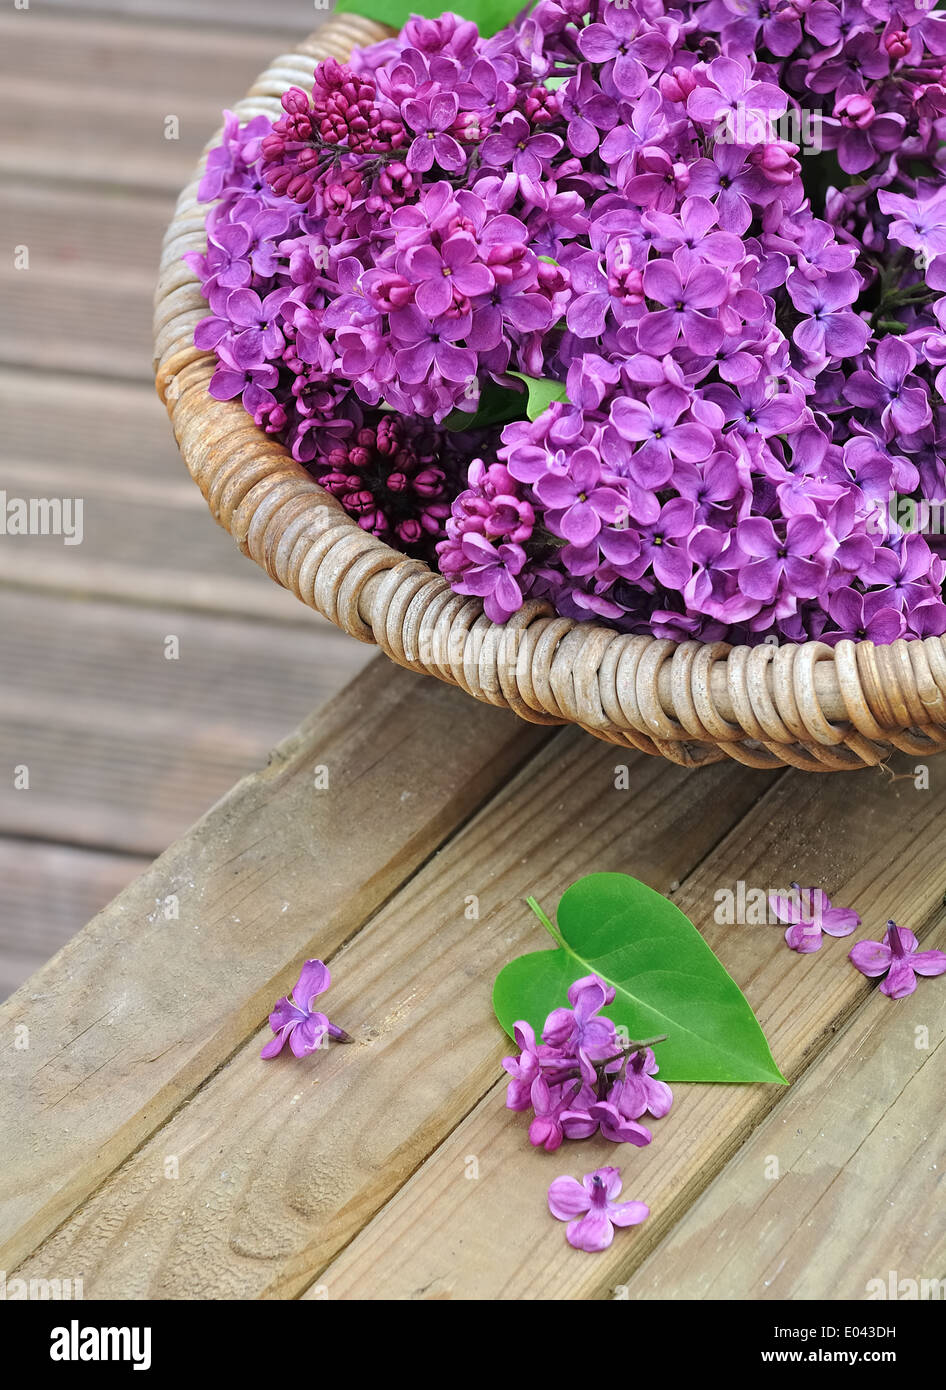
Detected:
left=0, top=3, right=353, bottom=996
left=0, top=659, right=549, bottom=1273
left=10, top=711, right=774, bottom=1297
left=9, top=649, right=945, bottom=1299
left=623, top=915, right=946, bottom=1299
left=0, top=841, right=150, bottom=1001
left=0, top=590, right=368, bottom=853
left=309, top=762, right=945, bottom=1299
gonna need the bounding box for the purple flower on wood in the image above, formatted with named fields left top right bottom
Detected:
left=548, top=1166, right=649, bottom=1252
left=261, top=959, right=352, bottom=1058
left=849, top=921, right=946, bottom=999
left=611, top=1047, right=673, bottom=1120
left=769, top=885, right=861, bottom=954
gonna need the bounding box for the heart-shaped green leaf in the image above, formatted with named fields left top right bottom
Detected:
left=335, top=0, right=530, bottom=39
left=493, top=873, right=785, bottom=1084
left=507, top=371, right=570, bottom=420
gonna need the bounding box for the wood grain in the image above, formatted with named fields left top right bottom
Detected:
left=34, top=0, right=309, bottom=33
left=312, top=757, right=946, bottom=1299
left=0, top=12, right=306, bottom=192
left=0, top=590, right=368, bottom=853
left=0, top=840, right=150, bottom=1002
left=11, top=735, right=773, bottom=1296
left=621, top=916, right=946, bottom=1300
left=0, top=658, right=548, bottom=1272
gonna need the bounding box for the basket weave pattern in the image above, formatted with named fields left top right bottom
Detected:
left=153, top=16, right=946, bottom=771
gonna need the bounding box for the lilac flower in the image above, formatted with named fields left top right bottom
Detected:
left=737, top=516, right=827, bottom=605
left=190, top=5, right=946, bottom=650
left=451, top=534, right=527, bottom=622
left=542, top=974, right=618, bottom=1059
left=403, top=235, right=494, bottom=316
left=481, top=111, right=563, bottom=183
left=639, top=258, right=729, bottom=355
left=547, top=1167, right=649, bottom=1253
left=844, top=339, right=932, bottom=437
left=849, top=921, right=946, bottom=999
left=611, top=1047, right=673, bottom=1120
left=768, top=885, right=861, bottom=954
left=878, top=189, right=946, bottom=260
left=787, top=270, right=871, bottom=359
left=687, top=55, right=788, bottom=142
left=824, top=588, right=905, bottom=645
left=533, top=451, right=627, bottom=545
left=261, top=959, right=352, bottom=1058
left=502, top=1021, right=545, bottom=1110
left=402, top=92, right=465, bottom=173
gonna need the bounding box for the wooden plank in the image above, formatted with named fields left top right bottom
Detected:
left=0, top=13, right=308, bottom=94
left=0, top=370, right=318, bottom=620
left=1, top=185, right=170, bottom=279
left=621, top=915, right=946, bottom=1300
left=0, top=77, right=236, bottom=192
left=0, top=839, right=150, bottom=1002
left=8, top=734, right=775, bottom=1296
left=0, top=658, right=550, bottom=1272
left=0, top=13, right=307, bottom=190
left=0, top=590, right=368, bottom=853
left=30, top=1, right=309, bottom=35
left=0, top=188, right=168, bottom=381
left=310, top=757, right=946, bottom=1300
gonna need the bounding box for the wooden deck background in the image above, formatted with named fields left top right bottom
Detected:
left=0, top=0, right=370, bottom=998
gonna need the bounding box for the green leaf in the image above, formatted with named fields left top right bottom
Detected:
left=507, top=371, right=570, bottom=421
left=492, top=873, right=786, bottom=1084
left=440, top=378, right=528, bottom=432
left=335, top=0, right=531, bottom=39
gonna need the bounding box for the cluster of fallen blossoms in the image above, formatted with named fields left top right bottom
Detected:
left=770, top=883, right=946, bottom=995
left=503, top=972, right=669, bottom=1249
left=192, top=0, right=946, bottom=644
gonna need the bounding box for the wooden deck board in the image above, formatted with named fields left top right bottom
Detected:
left=0, top=840, right=150, bottom=1001
left=0, top=659, right=550, bottom=1272
left=0, top=590, right=369, bottom=857
left=621, top=914, right=946, bottom=1299
left=9, top=723, right=774, bottom=1297
left=312, top=759, right=945, bottom=1299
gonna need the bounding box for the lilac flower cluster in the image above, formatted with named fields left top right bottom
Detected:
left=192, top=2, right=946, bottom=642
left=502, top=973, right=672, bottom=1151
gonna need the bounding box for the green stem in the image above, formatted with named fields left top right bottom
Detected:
left=526, top=895, right=568, bottom=949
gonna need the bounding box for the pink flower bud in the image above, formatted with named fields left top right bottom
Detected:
left=885, top=30, right=910, bottom=60
left=659, top=65, right=697, bottom=103
left=281, top=87, right=310, bottom=116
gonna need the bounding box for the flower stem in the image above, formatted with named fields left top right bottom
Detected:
left=526, top=895, right=568, bottom=949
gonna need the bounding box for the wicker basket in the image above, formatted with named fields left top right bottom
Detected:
left=153, top=14, right=946, bottom=772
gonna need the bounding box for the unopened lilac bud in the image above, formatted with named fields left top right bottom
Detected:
left=281, top=86, right=310, bottom=116
left=659, top=65, right=697, bottom=102
left=837, top=93, right=875, bottom=128
left=886, top=30, right=910, bottom=60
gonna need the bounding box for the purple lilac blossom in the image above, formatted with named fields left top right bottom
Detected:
left=260, top=959, right=352, bottom=1058
left=501, top=973, right=671, bottom=1151
left=191, top=3, right=946, bottom=646
left=848, top=920, right=946, bottom=998
left=547, top=1166, right=649, bottom=1253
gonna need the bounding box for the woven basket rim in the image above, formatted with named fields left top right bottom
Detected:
left=152, top=14, right=946, bottom=772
